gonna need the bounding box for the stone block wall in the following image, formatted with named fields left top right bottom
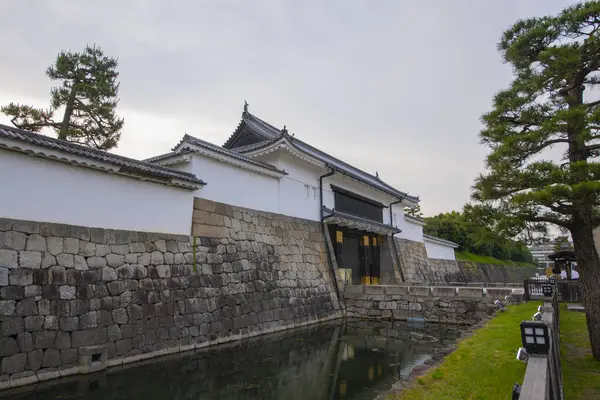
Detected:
left=344, top=285, right=501, bottom=325
left=394, top=238, right=535, bottom=284
left=0, top=200, right=341, bottom=389
left=394, top=238, right=461, bottom=283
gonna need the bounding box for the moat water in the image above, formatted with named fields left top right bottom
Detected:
left=0, top=319, right=465, bottom=400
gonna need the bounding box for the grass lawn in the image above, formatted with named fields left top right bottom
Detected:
left=387, top=301, right=540, bottom=400
left=560, top=304, right=600, bottom=400
left=455, top=250, right=537, bottom=268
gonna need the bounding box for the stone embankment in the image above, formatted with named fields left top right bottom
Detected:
left=0, top=202, right=341, bottom=389
left=345, top=284, right=522, bottom=325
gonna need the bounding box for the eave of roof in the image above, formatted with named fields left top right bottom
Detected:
left=0, top=124, right=205, bottom=189
left=322, top=206, right=401, bottom=236
left=168, top=134, right=287, bottom=177
left=405, top=215, right=426, bottom=226
left=230, top=114, right=419, bottom=203
left=423, top=234, right=459, bottom=248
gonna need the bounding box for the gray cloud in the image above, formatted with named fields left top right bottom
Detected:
left=0, top=0, right=573, bottom=215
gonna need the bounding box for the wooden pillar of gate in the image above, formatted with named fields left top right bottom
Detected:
left=371, top=236, right=380, bottom=285
left=360, top=235, right=371, bottom=285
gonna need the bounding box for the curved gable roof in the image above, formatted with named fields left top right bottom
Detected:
left=227, top=112, right=419, bottom=203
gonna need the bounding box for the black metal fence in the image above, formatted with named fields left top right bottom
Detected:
left=523, top=278, right=582, bottom=302
left=518, top=292, right=564, bottom=400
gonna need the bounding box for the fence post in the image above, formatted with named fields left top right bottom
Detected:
left=523, top=279, right=530, bottom=301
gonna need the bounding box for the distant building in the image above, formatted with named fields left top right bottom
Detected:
left=529, top=243, right=555, bottom=268
left=529, top=238, right=573, bottom=269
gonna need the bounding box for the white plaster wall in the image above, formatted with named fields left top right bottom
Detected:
left=424, top=239, right=457, bottom=260
left=0, top=150, right=193, bottom=234
left=189, top=154, right=280, bottom=214
left=395, top=215, right=424, bottom=242
left=275, top=153, right=322, bottom=221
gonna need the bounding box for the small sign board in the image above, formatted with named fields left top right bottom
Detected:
left=549, top=276, right=557, bottom=285
left=542, top=285, right=553, bottom=297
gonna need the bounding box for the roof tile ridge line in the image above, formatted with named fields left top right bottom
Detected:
left=291, top=136, right=411, bottom=194
left=222, top=114, right=247, bottom=148
left=423, top=233, right=459, bottom=246
left=0, top=123, right=198, bottom=179
left=247, top=112, right=282, bottom=135
left=143, top=149, right=193, bottom=163
left=177, top=135, right=287, bottom=173
left=0, top=134, right=202, bottom=184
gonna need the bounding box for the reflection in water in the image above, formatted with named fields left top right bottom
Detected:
left=1, top=319, right=464, bottom=400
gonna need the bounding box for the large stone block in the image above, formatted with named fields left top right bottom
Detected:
left=48, top=266, right=67, bottom=285
left=74, top=255, right=88, bottom=271
left=485, top=288, right=513, bottom=300
left=40, top=253, right=56, bottom=269
left=0, top=337, right=18, bottom=357
left=79, top=311, right=98, bottom=329
left=34, top=331, right=56, bottom=349
left=2, top=317, right=24, bottom=336
left=1, top=353, right=26, bottom=374
left=17, top=332, right=33, bottom=352
left=102, top=267, right=117, bottom=282
left=24, top=316, right=44, bottom=331
left=0, top=267, right=7, bottom=286
left=0, top=231, right=27, bottom=251
left=90, top=228, right=107, bottom=244
left=0, top=218, right=13, bottom=231
left=431, top=287, right=457, bottom=297
left=42, top=348, right=61, bottom=367
left=10, top=269, right=33, bottom=286
left=27, top=349, right=43, bottom=371
left=54, top=331, right=71, bottom=349
left=26, top=234, right=47, bottom=252
left=110, top=244, right=129, bottom=255
left=458, top=288, right=484, bottom=298
left=15, top=298, right=37, bottom=316
left=106, top=254, right=125, bottom=268
left=59, top=286, right=76, bottom=300
left=19, top=251, right=42, bottom=269
left=56, top=253, right=74, bottom=268
left=0, top=249, right=18, bottom=269
left=409, top=286, right=432, bottom=296
left=45, top=238, right=63, bottom=257
left=192, top=224, right=229, bottom=238
left=0, top=300, right=15, bottom=316
left=64, top=238, right=80, bottom=254
left=71, top=328, right=107, bottom=347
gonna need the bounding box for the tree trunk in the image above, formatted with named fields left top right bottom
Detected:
left=570, top=214, right=600, bottom=360
left=58, top=81, right=79, bottom=140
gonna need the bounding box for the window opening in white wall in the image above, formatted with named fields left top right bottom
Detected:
left=313, top=187, right=318, bottom=200
left=305, top=185, right=310, bottom=199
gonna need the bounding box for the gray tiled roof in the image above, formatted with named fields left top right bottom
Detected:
left=169, top=134, right=286, bottom=174
left=223, top=112, right=279, bottom=148
left=228, top=113, right=419, bottom=203
left=0, top=124, right=205, bottom=187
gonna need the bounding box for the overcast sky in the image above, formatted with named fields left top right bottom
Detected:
left=0, top=1, right=575, bottom=216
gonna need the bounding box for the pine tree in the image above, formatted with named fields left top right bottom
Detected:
left=404, top=204, right=423, bottom=219
left=1, top=44, right=124, bottom=150
left=473, top=1, right=600, bottom=358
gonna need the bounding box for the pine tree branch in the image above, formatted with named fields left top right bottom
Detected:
left=529, top=214, right=572, bottom=228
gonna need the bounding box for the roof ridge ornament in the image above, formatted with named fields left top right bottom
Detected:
left=243, top=101, right=249, bottom=116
